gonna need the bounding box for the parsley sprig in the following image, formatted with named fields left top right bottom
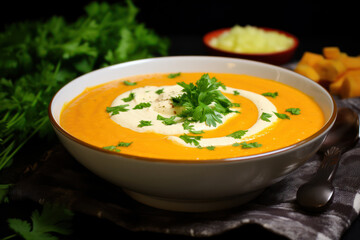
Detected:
left=172, top=74, right=234, bottom=127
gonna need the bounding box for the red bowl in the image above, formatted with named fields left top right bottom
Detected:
left=203, top=27, right=299, bottom=66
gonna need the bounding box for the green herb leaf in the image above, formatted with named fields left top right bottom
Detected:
left=262, top=92, right=278, bottom=98
left=274, top=112, right=290, bottom=119
left=117, top=141, right=132, bottom=147
left=106, top=104, right=129, bottom=116
left=138, top=120, right=152, bottom=127
left=227, top=130, right=248, bottom=139
left=168, top=72, right=181, bottom=78
left=232, top=143, right=241, bottom=147
left=155, top=88, right=164, bottom=95
left=123, top=80, right=137, bottom=86
left=231, top=102, right=240, bottom=107
left=157, top=114, right=177, bottom=125
left=233, top=90, right=240, bottom=96
left=172, top=74, right=232, bottom=127
left=133, top=102, right=151, bottom=110
left=240, top=142, right=262, bottom=149
left=179, top=134, right=202, bottom=146
left=8, top=203, right=73, bottom=240
left=103, top=145, right=121, bottom=152
left=122, top=92, right=135, bottom=102
left=286, top=108, right=301, bottom=115
left=260, top=112, right=272, bottom=122
left=206, top=146, right=215, bottom=150
left=182, top=121, right=204, bottom=134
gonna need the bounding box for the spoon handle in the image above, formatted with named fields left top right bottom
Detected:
left=317, top=146, right=342, bottom=182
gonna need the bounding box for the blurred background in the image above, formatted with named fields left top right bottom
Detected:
left=1, top=0, right=359, bottom=59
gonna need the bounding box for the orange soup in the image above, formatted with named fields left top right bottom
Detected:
left=60, top=72, right=325, bottom=160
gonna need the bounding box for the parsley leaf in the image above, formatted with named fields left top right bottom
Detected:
left=240, top=142, right=262, bottom=149
left=155, top=88, right=164, bottom=95
left=182, top=121, right=205, bottom=134
left=260, top=112, right=272, bottom=122
left=122, top=92, right=135, bottom=102
left=206, top=146, right=215, bottom=150
left=262, top=92, right=278, bottom=98
left=133, top=102, right=151, bottom=110
left=106, top=104, right=129, bottom=116
left=8, top=203, right=73, bottom=240
left=286, top=108, right=301, bottom=115
left=157, top=114, right=177, bottom=125
left=123, top=80, right=137, bottom=86
left=233, top=90, right=240, bottom=96
left=172, top=74, right=232, bottom=127
left=103, top=145, right=121, bottom=152
left=227, top=130, right=248, bottom=139
left=274, top=112, right=290, bottom=119
left=179, top=134, right=202, bottom=146
left=117, top=141, right=132, bottom=147
left=168, top=72, right=181, bottom=78
left=138, top=120, right=152, bottom=127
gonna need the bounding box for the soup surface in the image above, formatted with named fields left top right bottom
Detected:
left=60, top=72, right=325, bottom=160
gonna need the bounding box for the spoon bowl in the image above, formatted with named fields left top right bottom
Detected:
left=297, top=107, right=359, bottom=212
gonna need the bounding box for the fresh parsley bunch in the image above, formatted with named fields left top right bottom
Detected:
left=0, top=0, right=170, bottom=171
left=172, top=74, right=234, bottom=127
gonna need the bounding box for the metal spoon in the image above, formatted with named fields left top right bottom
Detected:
left=296, top=107, right=359, bottom=212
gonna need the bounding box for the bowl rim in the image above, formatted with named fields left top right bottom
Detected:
left=48, top=56, right=337, bottom=165
left=203, top=26, right=299, bottom=57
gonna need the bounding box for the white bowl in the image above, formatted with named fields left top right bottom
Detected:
left=49, top=56, right=336, bottom=212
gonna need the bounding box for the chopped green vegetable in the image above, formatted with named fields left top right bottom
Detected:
left=123, top=80, right=137, bottom=86
left=231, top=103, right=240, bottom=107
left=157, top=114, right=177, bottom=125
left=168, top=72, right=181, bottom=78
left=182, top=121, right=204, bottom=134
left=0, top=0, right=170, bottom=171
left=133, top=102, right=151, bottom=110
left=106, top=104, right=129, bottom=115
left=179, top=134, right=202, bottom=146
left=240, top=142, right=262, bottom=149
left=233, top=90, right=240, bottom=96
left=138, top=120, right=152, bottom=127
left=172, top=74, right=233, bottom=127
left=206, top=146, right=215, bottom=150
left=227, top=130, right=248, bottom=139
left=262, top=92, right=278, bottom=98
left=260, top=112, right=272, bottom=122
left=155, top=88, right=164, bottom=95
left=274, top=112, right=290, bottom=119
left=286, top=108, right=301, bottom=115
left=232, top=143, right=241, bottom=147
left=117, top=142, right=132, bottom=147
left=122, top=92, right=135, bottom=102
left=103, top=145, right=121, bottom=152
left=8, top=203, right=73, bottom=240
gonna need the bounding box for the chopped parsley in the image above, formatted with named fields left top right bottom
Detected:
left=172, top=73, right=233, bottom=127
left=206, top=146, right=215, bottom=150
left=240, top=142, right=262, bottom=149
left=122, top=92, right=135, bottom=102
left=168, top=72, right=181, bottom=78
left=260, top=112, right=272, bottom=122
left=138, top=120, right=152, bottom=127
left=233, top=90, right=240, bottom=96
left=117, top=141, right=133, bottom=147
left=103, top=145, right=121, bottom=152
left=123, top=80, right=137, bottom=86
left=182, top=121, right=205, bottom=134
left=157, top=114, right=177, bottom=125
left=227, top=130, right=248, bottom=139
left=262, top=92, right=278, bottom=98
left=106, top=104, right=129, bottom=116
left=155, top=88, right=164, bottom=95
left=133, top=102, right=151, bottom=110
left=179, top=134, right=202, bottom=146
left=274, top=112, right=290, bottom=119
left=286, top=108, right=301, bottom=115
left=231, top=102, right=240, bottom=107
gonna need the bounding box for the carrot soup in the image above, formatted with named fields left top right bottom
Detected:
left=60, top=72, right=325, bottom=160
